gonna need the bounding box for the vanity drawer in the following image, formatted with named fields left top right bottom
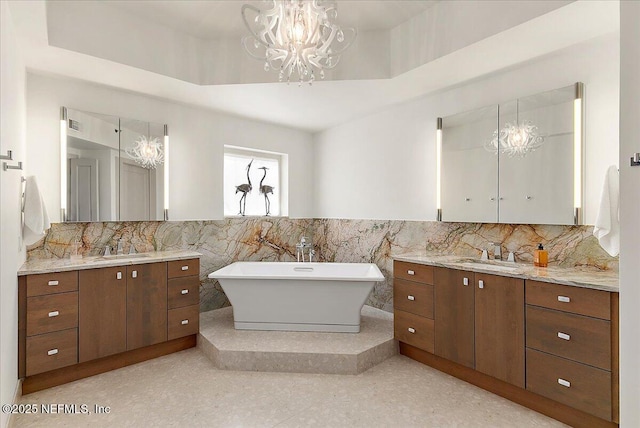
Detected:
left=394, top=261, right=434, bottom=285
left=26, top=271, right=78, bottom=297
left=168, top=277, right=200, bottom=309
left=168, top=259, right=199, bottom=279
left=394, top=309, right=434, bottom=353
left=393, top=278, right=434, bottom=319
left=27, top=292, right=78, bottom=336
left=526, top=306, right=611, bottom=370
left=26, top=328, right=78, bottom=376
left=526, top=348, right=611, bottom=421
left=526, top=280, right=611, bottom=320
left=168, top=305, right=199, bottom=340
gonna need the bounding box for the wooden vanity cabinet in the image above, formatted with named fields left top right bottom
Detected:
left=433, top=267, right=524, bottom=387
left=126, top=263, right=168, bottom=350
left=393, top=261, right=435, bottom=353
left=19, top=257, right=200, bottom=394
left=78, top=266, right=127, bottom=362
left=396, top=261, right=618, bottom=427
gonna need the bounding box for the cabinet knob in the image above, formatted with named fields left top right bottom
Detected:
left=181, top=289, right=189, bottom=295
left=407, top=270, right=415, bottom=276
left=48, top=311, right=59, bottom=318
left=132, top=270, right=138, bottom=278
left=478, top=280, right=484, bottom=289
left=463, top=277, right=469, bottom=286
left=407, top=327, right=416, bottom=334
left=407, top=295, right=415, bottom=301
left=48, top=280, right=59, bottom=286
left=557, top=296, right=570, bottom=303
left=117, top=272, right=122, bottom=280
left=181, top=266, right=189, bottom=271
left=181, top=319, right=189, bottom=325
left=490, top=197, right=496, bottom=201
left=557, top=332, right=571, bottom=341
left=47, top=349, right=59, bottom=356
left=557, top=378, right=571, bottom=388
left=526, top=196, right=533, bottom=200
left=465, top=198, right=471, bottom=202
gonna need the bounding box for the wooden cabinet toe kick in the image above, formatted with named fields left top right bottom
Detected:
left=22, top=335, right=197, bottom=395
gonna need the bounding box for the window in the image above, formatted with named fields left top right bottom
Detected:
left=224, top=146, right=285, bottom=217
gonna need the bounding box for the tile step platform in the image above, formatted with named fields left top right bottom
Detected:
left=197, top=306, right=398, bottom=375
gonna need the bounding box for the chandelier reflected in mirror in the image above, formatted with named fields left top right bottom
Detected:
left=125, top=134, right=164, bottom=169
left=486, top=100, right=545, bottom=158
left=241, top=0, right=357, bottom=85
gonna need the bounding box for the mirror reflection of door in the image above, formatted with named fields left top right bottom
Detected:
left=120, top=160, right=152, bottom=221
left=69, top=157, right=99, bottom=221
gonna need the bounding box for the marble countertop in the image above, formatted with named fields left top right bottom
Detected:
left=393, top=254, right=619, bottom=293
left=18, top=250, right=202, bottom=276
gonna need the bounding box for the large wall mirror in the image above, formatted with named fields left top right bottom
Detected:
left=61, top=107, right=168, bottom=222
left=438, top=82, right=584, bottom=225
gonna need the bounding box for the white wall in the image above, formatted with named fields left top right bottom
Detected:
left=26, top=73, right=314, bottom=221
left=314, top=34, right=619, bottom=223
left=0, top=2, right=27, bottom=426
left=619, top=1, right=640, bottom=425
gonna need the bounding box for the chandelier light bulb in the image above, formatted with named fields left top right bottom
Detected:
left=125, top=135, right=164, bottom=169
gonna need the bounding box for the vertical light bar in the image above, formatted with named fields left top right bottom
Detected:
left=60, top=107, right=68, bottom=222
left=573, top=83, right=584, bottom=224
left=163, top=124, right=169, bottom=221
left=436, top=117, right=443, bottom=221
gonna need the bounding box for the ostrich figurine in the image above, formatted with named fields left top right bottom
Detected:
left=258, top=166, right=275, bottom=216
left=235, top=159, right=253, bottom=216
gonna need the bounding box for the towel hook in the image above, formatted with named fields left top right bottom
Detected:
left=0, top=150, right=12, bottom=160
left=631, top=153, right=640, bottom=167
left=3, top=161, right=23, bottom=171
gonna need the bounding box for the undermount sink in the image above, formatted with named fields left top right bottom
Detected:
left=457, top=262, right=521, bottom=273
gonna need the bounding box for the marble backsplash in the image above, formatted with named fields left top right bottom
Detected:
left=27, top=219, right=617, bottom=312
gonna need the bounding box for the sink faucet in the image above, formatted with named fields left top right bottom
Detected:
left=296, top=236, right=314, bottom=262
left=117, top=238, right=124, bottom=255
left=494, top=243, right=502, bottom=260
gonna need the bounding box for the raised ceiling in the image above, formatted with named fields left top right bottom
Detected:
left=108, top=0, right=439, bottom=39
left=8, top=0, right=619, bottom=132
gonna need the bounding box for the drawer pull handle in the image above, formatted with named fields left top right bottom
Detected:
left=48, top=280, right=59, bottom=286
left=181, top=320, right=189, bottom=325
left=478, top=280, right=484, bottom=289
left=557, top=296, right=570, bottom=303
left=407, top=327, right=416, bottom=334
left=407, top=295, right=415, bottom=301
left=463, top=277, right=469, bottom=286
left=181, top=266, right=189, bottom=271
left=117, top=272, right=122, bottom=280
left=407, top=270, right=415, bottom=276
left=558, top=378, right=571, bottom=388
left=181, top=289, right=189, bottom=295
left=132, top=270, right=138, bottom=278
left=47, top=349, right=59, bottom=356
left=48, top=311, right=59, bottom=318
left=557, top=332, right=571, bottom=341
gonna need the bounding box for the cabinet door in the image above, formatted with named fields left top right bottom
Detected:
left=475, top=273, right=525, bottom=387
left=126, top=263, right=167, bottom=350
left=434, top=268, right=475, bottom=368
left=79, top=267, right=127, bottom=362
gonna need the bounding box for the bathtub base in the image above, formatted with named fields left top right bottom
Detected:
left=234, top=321, right=360, bottom=333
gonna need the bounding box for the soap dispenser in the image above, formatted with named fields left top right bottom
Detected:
left=533, top=243, right=548, bottom=267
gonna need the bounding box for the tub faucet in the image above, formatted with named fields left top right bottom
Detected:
left=296, top=236, right=314, bottom=262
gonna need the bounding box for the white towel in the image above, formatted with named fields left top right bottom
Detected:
left=23, top=176, right=50, bottom=246
left=593, top=165, right=620, bottom=256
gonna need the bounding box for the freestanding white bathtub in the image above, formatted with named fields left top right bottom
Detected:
left=208, top=262, right=384, bottom=333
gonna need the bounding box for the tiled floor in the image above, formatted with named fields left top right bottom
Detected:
left=12, top=348, right=566, bottom=427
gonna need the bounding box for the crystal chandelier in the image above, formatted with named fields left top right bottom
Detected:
left=486, top=101, right=545, bottom=157
left=241, top=0, right=356, bottom=85
left=125, top=135, right=164, bottom=169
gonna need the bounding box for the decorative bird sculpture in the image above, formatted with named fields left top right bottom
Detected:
left=258, top=166, right=275, bottom=216
left=235, top=159, right=253, bottom=216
